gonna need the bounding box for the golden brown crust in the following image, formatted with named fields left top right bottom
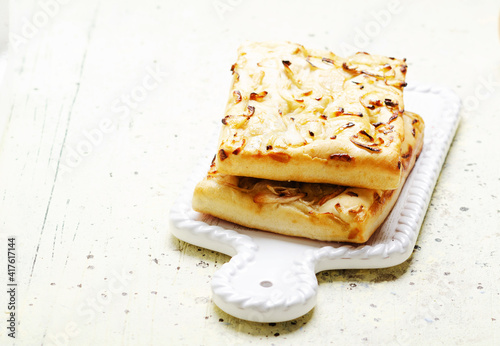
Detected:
left=215, top=41, right=408, bottom=189
left=192, top=111, right=424, bottom=243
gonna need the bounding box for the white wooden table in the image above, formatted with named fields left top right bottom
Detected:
left=0, top=0, right=499, bottom=344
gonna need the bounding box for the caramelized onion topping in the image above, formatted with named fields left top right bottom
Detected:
left=329, top=153, right=353, bottom=162
left=253, top=185, right=306, bottom=204
left=246, top=105, right=255, bottom=117
left=322, top=57, right=335, bottom=65
left=218, top=149, right=228, bottom=160
left=268, top=152, right=291, bottom=163
left=318, top=187, right=346, bottom=206
left=387, top=114, right=398, bottom=123
left=249, top=91, right=268, bottom=101
left=305, top=57, right=318, bottom=68
left=384, top=99, right=398, bottom=108
left=233, top=90, right=242, bottom=103
left=350, top=136, right=381, bottom=153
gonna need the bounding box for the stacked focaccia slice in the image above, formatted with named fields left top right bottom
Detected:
left=192, top=42, right=424, bottom=243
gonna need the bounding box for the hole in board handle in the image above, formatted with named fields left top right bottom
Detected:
left=260, top=281, right=273, bottom=288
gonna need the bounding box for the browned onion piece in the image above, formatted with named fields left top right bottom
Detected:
left=318, top=187, right=346, bottom=206
left=253, top=192, right=305, bottom=204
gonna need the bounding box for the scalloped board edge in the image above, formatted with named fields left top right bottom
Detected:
left=170, top=84, right=461, bottom=322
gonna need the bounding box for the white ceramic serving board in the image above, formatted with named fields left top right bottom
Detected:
left=170, top=84, right=461, bottom=323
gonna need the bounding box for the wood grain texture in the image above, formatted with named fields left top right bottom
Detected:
left=0, top=0, right=499, bottom=345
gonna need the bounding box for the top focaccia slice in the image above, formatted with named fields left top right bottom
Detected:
left=215, top=41, right=408, bottom=189
left=193, top=111, right=424, bottom=243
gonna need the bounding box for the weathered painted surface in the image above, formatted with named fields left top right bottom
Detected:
left=0, top=0, right=499, bottom=345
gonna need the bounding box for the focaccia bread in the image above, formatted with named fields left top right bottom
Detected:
left=215, top=41, right=408, bottom=189
left=193, top=111, right=424, bottom=243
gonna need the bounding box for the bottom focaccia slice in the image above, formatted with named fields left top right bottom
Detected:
left=192, top=111, right=424, bottom=243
